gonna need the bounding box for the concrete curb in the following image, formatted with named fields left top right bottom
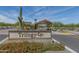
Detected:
left=52, top=38, right=77, bottom=53
left=0, top=37, right=8, bottom=44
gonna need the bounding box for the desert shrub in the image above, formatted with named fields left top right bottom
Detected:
left=0, top=42, right=65, bottom=53
left=48, top=43, right=65, bottom=51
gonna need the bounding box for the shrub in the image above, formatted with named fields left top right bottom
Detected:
left=0, top=42, right=65, bottom=53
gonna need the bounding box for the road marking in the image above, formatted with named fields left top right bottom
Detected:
left=0, top=37, right=8, bottom=44
left=52, top=38, right=77, bottom=53
left=65, top=46, right=77, bottom=53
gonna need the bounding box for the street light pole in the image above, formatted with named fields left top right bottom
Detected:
left=34, top=19, right=37, bottom=30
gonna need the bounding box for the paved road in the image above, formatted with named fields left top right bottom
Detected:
left=0, top=29, right=15, bottom=41
left=0, top=34, right=8, bottom=41
left=52, top=34, right=79, bottom=53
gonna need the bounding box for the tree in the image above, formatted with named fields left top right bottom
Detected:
left=52, top=22, right=64, bottom=31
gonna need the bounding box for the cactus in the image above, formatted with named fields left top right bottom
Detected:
left=18, top=6, right=24, bottom=30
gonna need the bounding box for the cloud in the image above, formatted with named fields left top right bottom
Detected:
left=0, top=6, right=77, bottom=24
left=0, top=10, right=18, bottom=19
left=28, top=7, right=46, bottom=17
left=0, top=14, right=16, bottom=23
left=53, top=17, right=79, bottom=24
left=33, top=6, right=75, bottom=17
left=0, top=10, right=19, bottom=23
left=27, top=6, right=75, bottom=21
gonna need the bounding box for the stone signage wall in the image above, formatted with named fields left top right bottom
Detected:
left=8, top=30, right=52, bottom=39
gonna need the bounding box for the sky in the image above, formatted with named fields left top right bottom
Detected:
left=0, top=6, right=79, bottom=24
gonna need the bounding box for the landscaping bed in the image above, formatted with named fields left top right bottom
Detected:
left=0, top=41, right=65, bottom=53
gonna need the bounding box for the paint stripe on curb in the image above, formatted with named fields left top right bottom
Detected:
left=65, top=46, right=77, bottom=53
left=52, top=38, right=77, bottom=53
left=0, top=37, right=8, bottom=44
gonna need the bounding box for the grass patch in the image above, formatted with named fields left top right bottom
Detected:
left=0, top=42, right=65, bottom=53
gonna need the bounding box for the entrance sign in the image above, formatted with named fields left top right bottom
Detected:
left=8, top=30, right=52, bottom=39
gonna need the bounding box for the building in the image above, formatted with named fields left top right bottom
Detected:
left=24, top=22, right=32, bottom=30
left=36, top=19, right=52, bottom=30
